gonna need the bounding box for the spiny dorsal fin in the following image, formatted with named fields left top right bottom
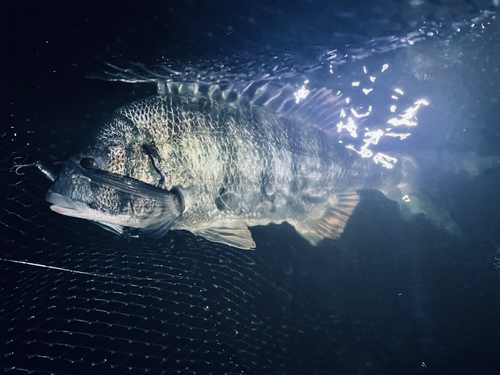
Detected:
left=294, top=193, right=360, bottom=246
left=191, top=221, right=256, bottom=250
left=162, top=81, right=345, bottom=132
left=97, top=62, right=348, bottom=131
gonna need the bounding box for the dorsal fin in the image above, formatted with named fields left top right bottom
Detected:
left=162, top=81, right=345, bottom=131
left=96, top=62, right=348, bottom=132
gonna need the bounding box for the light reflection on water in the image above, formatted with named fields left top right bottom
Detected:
left=293, top=63, right=429, bottom=169
left=93, top=9, right=497, bottom=173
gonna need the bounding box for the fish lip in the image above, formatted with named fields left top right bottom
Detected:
left=45, top=190, right=79, bottom=210
left=46, top=190, right=94, bottom=219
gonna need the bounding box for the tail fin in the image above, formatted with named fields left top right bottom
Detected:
left=383, top=151, right=500, bottom=235
left=382, top=155, right=461, bottom=235
left=384, top=183, right=461, bottom=235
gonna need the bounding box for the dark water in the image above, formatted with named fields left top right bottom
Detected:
left=3, top=1, right=500, bottom=374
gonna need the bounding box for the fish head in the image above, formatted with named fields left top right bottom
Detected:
left=46, top=139, right=184, bottom=237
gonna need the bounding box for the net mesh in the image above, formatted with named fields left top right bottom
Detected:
left=4, top=2, right=500, bottom=374
left=3, top=10, right=500, bottom=372
left=3, top=93, right=500, bottom=374
left=0, top=121, right=307, bottom=374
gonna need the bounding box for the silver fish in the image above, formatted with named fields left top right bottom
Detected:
left=46, top=81, right=412, bottom=249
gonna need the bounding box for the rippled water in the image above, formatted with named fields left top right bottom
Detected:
left=3, top=1, right=500, bottom=374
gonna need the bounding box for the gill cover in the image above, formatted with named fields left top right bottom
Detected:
left=82, top=165, right=184, bottom=236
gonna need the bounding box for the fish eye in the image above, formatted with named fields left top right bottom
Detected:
left=79, top=157, right=100, bottom=170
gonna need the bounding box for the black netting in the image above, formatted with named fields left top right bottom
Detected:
left=3, top=1, right=500, bottom=374
left=1, top=140, right=297, bottom=374
left=3, top=135, right=500, bottom=374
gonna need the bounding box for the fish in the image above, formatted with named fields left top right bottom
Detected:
left=45, top=81, right=433, bottom=249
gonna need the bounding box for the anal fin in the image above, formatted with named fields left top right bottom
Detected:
left=191, top=221, right=256, bottom=250
left=294, top=193, right=360, bottom=246
left=92, top=220, right=124, bottom=236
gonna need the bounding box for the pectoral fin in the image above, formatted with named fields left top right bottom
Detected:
left=294, top=193, right=360, bottom=246
left=191, top=222, right=256, bottom=250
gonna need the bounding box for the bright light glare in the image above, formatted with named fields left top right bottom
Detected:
left=414, top=99, right=429, bottom=106
left=387, top=99, right=429, bottom=126
left=336, top=64, right=430, bottom=170
left=351, top=106, right=372, bottom=118
left=373, top=153, right=397, bottom=169
left=386, top=133, right=411, bottom=140
left=388, top=117, right=414, bottom=126
left=346, top=144, right=373, bottom=158
left=363, top=129, right=384, bottom=145
left=337, top=118, right=358, bottom=138
left=294, top=81, right=310, bottom=104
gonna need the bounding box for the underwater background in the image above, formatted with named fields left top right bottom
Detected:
left=2, top=1, right=500, bottom=374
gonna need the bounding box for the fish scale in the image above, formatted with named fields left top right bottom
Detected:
left=46, top=82, right=407, bottom=249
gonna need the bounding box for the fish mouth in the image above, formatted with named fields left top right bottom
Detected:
left=45, top=190, right=90, bottom=219
left=46, top=190, right=124, bottom=235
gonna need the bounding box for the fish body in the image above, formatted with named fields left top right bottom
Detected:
left=46, top=83, right=404, bottom=249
